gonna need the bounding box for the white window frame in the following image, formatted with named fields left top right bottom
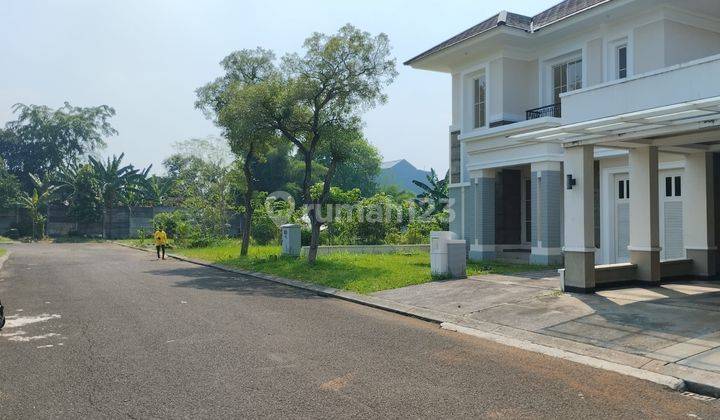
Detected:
left=542, top=51, right=583, bottom=107
left=616, top=44, right=628, bottom=79
left=472, top=76, right=486, bottom=129
left=460, top=65, right=489, bottom=133
left=607, top=36, right=633, bottom=81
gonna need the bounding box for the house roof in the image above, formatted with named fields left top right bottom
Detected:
left=405, top=0, right=612, bottom=66
left=380, top=159, right=408, bottom=169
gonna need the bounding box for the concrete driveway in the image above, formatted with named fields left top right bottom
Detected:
left=372, top=270, right=720, bottom=378
left=0, top=243, right=719, bottom=418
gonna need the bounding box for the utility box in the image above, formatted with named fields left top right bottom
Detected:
left=446, top=239, right=468, bottom=279
left=430, top=231, right=457, bottom=276
left=281, top=224, right=301, bottom=257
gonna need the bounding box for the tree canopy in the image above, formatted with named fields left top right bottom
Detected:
left=0, top=102, right=116, bottom=188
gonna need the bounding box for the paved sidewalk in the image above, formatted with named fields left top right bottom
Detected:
left=372, top=271, right=720, bottom=395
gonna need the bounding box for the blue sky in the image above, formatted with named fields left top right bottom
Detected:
left=0, top=0, right=558, bottom=175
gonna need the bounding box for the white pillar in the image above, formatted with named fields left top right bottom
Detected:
left=684, top=152, right=716, bottom=277
left=629, top=146, right=660, bottom=283
left=562, top=145, right=595, bottom=292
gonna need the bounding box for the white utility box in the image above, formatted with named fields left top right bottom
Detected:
left=281, top=224, right=301, bottom=257
left=430, top=231, right=457, bottom=276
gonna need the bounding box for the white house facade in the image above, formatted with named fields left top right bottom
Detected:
left=407, top=0, right=720, bottom=291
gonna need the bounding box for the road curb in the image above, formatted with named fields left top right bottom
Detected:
left=114, top=242, right=705, bottom=394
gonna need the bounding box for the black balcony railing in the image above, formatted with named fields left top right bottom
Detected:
left=526, top=103, right=561, bottom=120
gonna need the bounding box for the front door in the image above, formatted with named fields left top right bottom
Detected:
left=614, top=174, right=630, bottom=263
left=660, top=171, right=684, bottom=260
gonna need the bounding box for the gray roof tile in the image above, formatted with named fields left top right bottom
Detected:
left=405, top=0, right=612, bottom=65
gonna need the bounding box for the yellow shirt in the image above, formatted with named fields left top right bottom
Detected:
left=154, top=230, right=168, bottom=246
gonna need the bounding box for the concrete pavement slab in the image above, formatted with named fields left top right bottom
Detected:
left=680, top=348, right=720, bottom=373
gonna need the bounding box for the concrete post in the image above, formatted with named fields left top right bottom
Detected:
left=530, top=161, right=563, bottom=265
left=562, top=145, right=596, bottom=292
left=469, top=169, right=496, bottom=261
left=684, top=152, right=717, bottom=278
left=629, top=146, right=660, bottom=283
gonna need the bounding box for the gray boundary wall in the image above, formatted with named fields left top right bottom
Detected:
left=45, top=205, right=242, bottom=239
left=300, top=244, right=430, bottom=257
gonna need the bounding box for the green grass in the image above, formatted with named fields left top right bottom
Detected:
left=170, top=240, right=557, bottom=294
left=0, top=248, right=6, bottom=258
left=0, top=236, right=13, bottom=244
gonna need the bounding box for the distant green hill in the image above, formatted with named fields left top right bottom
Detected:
left=377, top=159, right=430, bottom=194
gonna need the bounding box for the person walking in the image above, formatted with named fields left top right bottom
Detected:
left=154, top=227, right=168, bottom=260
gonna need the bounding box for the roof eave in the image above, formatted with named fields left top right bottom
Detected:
left=404, top=26, right=530, bottom=70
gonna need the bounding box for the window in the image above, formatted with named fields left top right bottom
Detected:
left=665, top=176, right=682, bottom=197
left=449, top=131, right=461, bottom=183
left=552, top=58, right=582, bottom=104
left=618, top=179, right=630, bottom=199
left=617, top=45, right=628, bottom=79
left=524, top=179, right=532, bottom=243
left=473, top=76, right=486, bottom=129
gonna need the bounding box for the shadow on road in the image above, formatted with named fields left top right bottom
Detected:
left=144, top=266, right=324, bottom=301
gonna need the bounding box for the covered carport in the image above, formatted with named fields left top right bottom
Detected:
left=511, top=96, right=720, bottom=292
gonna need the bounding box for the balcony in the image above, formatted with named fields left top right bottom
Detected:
left=526, top=103, right=561, bottom=120
left=561, top=54, right=720, bottom=124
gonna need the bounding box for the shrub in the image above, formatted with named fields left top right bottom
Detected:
left=251, top=206, right=279, bottom=245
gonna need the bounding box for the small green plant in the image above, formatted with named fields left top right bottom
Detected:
left=136, top=227, right=148, bottom=246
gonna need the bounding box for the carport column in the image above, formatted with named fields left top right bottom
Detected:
left=683, top=152, right=717, bottom=278
left=469, top=169, right=496, bottom=261
left=629, top=146, right=660, bottom=284
left=562, top=145, right=595, bottom=292
left=530, top=161, right=563, bottom=265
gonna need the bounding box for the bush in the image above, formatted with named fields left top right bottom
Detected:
left=353, top=194, right=403, bottom=245
left=151, top=210, right=215, bottom=248
left=251, top=206, right=279, bottom=245
left=402, top=218, right=443, bottom=244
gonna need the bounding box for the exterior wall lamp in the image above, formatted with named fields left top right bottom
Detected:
left=566, top=174, right=577, bottom=190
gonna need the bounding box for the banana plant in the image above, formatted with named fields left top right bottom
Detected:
left=16, top=173, right=58, bottom=240
left=412, top=168, right=449, bottom=216
left=89, top=153, right=150, bottom=239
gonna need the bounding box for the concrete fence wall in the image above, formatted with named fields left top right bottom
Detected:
left=43, top=205, right=243, bottom=239
left=300, top=244, right=430, bottom=257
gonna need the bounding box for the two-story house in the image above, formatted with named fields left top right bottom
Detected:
left=407, top=0, right=720, bottom=291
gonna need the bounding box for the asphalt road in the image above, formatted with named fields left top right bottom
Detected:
left=0, top=243, right=719, bottom=419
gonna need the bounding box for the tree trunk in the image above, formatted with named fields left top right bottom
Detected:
left=240, top=149, right=255, bottom=257
left=306, top=158, right=338, bottom=264
left=307, top=215, right=321, bottom=263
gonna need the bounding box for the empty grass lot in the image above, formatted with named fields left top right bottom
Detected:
left=161, top=240, right=555, bottom=294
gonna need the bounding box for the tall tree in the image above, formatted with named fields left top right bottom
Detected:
left=243, top=25, right=397, bottom=262
left=0, top=102, right=116, bottom=188
left=316, top=135, right=381, bottom=197
left=0, top=157, right=20, bottom=209
left=196, top=48, right=279, bottom=256
left=89, top=153, right=149, bottom=239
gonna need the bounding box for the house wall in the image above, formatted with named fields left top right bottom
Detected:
left=664, top=19, right=720, bottom=67
left=597, top=153, right=686, bottom=265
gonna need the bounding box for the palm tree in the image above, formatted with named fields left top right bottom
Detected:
left=16, top=174, right=58, bottom=240
left=412, top=169, right=449, bottom=216
left=89, top=153, right=150, bottom=239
